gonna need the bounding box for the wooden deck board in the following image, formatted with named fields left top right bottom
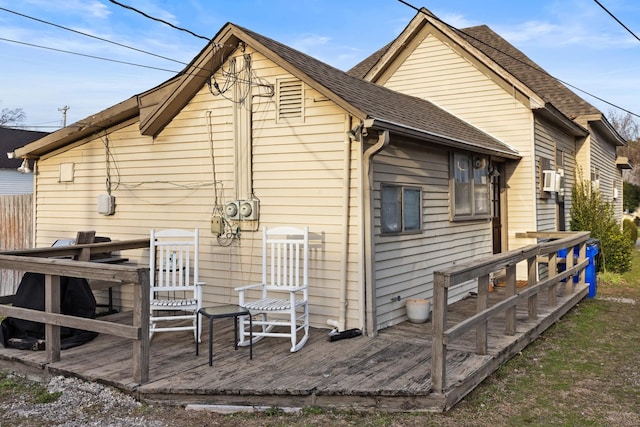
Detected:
left=0, top=283, right=588, bottom=411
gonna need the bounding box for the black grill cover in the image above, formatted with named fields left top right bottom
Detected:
left=0, top=272, right=98, bottom=350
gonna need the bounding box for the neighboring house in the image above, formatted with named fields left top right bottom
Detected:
left=7, top=10, right=624, bottom=336
left=0, top=126, right=47, bottom=294
left=0, top=126, right=47, bottom=195
left=349, top=9, right=629, bottom=256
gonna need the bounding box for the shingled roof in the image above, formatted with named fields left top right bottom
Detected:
left=459, top=25, right=600, bottom=118
left=238, top=25, right=519, bottom=159
left=347, top=42, right=390, bottom=79
left=15, top=22, right=520, bottom=160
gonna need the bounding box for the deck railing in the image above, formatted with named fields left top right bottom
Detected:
left=0, top=239, right=150, bottom=384
left=431, top=231, right=591, bottom=394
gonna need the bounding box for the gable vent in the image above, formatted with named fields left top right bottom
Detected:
left=277, top=79, right=304, bottom=122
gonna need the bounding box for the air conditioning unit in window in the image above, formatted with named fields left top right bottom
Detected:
left=542, top=170, right=558, bottom=192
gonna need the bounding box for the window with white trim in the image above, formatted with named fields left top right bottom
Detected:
left=451, top=152, right=490, bottom=220
left=381, top=184, right=422, bottom=234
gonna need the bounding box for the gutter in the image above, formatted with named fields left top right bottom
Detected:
left=362, top=128, right=390, bottom=336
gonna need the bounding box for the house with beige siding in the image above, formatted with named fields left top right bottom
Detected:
left=9, top=20, right=521, bottom=336
left=349, top=9, right=628, bottom=256
left=8, top=10, right=624, bottom=337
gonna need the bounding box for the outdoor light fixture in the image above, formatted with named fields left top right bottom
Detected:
left=17, top=158, right=32, bottom=174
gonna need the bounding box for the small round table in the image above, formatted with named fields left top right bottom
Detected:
left=196, top=305, right=253, bottom=366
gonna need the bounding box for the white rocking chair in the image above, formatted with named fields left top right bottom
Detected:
left=149, top=228, right=204, bottom=342
left=236, top=226, right=310, bottom=352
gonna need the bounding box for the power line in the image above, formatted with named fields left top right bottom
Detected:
left=593, top=0, right=640, bottom=43
left=0, top=7, right=189, bottom=66
left=0, top=37, right=179, bottom=73
left=397, top=0, right=639, bottom=118
left=107, top=0, right=209, bottom=41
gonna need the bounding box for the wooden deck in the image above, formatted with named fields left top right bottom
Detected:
left=0, top=281, right=588, bottom=412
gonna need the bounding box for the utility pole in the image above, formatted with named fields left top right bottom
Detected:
left=58, top=105, right=70, bottom=127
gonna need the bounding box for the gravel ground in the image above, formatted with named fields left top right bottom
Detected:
left=0, top=373, right=214, bottom=427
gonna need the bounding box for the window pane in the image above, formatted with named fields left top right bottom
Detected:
left=404, top=188, right=421, bottom=231
left=454, top=153, right=471, bottom=215
left=473, top=160, right=489, bottom=214
left=381, top=185, right=401, bottom=233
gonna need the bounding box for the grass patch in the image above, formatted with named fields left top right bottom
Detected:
left=0, top=372, right=60, bottom=406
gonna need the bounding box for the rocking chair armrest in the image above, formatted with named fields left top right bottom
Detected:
left=196, top=281, right=206, bottom=287
left=234, top=282, right=264, bottom=292
left=287, top=285, right=308, bottom=292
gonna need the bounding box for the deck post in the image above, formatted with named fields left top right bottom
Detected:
left=133, top=269, right=150, bottom=384
left=504, top=264, right=516, bottom=335
left=45, top=274, right=61, bottom=362
left=548, top=251, right=558, bottom=306
left=577, top=242, right=586, bottom=285
left=431, top=272, right=448, bottom=394
left=527, top=256, right=538, bottom=321
left=476, top=274, right=489, bottom=355
left=564, top=243, right=575, bottom=295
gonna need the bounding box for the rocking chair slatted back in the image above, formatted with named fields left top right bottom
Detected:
left=265, top=232, right=308, bottom=290
left=235, top=226, right=310, bottom=352
left=149, top=228, right=203, bottom=343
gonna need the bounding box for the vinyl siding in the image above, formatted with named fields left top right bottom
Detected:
left=375, top=31, right=536, bottom=253
left=33, top=47, right=363, bottom=331
left=0, top=170, right=33, bottom=195
left=533, top=117, right=577, bottom=231
left=372, top=141, right=492, bottom=330
left=587, top=127, right=623, bottom=222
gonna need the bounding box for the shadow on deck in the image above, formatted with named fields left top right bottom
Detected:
left=0, top=281, right=587, bottom=412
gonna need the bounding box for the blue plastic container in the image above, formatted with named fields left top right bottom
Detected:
left=557, top=239, right=599, bottom=298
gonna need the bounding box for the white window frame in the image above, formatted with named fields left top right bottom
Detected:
left=381, top=184, right=422, bottom=235
left=451, top=152, right=490, bottom=221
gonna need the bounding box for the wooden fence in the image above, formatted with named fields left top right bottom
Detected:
left=0, top=240, right=150, bottom=384
left=431, top=231, right=591, bottom=394
left=0, top=194, right=32, bottom=296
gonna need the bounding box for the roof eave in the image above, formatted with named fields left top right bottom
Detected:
left=582, top=114, right=627, bottom=147
left=533, top=104, right=589, bottom=137
left=13, top=97, right=139, bottom=159
left=363, top=117, right=521, bottom=160
left=616, top=156, right=633, bottom=170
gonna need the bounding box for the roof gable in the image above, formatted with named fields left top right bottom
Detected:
left=140, top=22, right=519, bottom=158
left=460, top=25, right=600, bottom=118
left=16, top=20, right=520, bottom=160
left=349, top=9, right=600, bottom=134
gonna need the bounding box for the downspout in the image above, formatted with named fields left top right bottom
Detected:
left=327, top=116, right=355, bottom=332
left=362, top=129, right=390, bottom=336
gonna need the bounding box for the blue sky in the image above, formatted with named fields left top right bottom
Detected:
left=1, top=0, right=639, bottom=130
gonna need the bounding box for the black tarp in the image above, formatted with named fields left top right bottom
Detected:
left=0, top=272, right=98, bottom=350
